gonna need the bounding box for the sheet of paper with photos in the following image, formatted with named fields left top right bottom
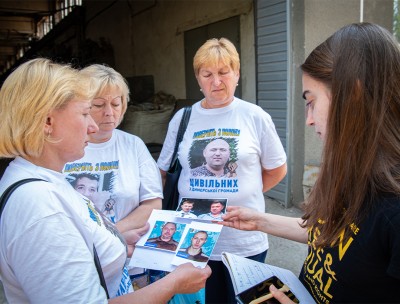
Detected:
left=129, top=197, right=227, bottom=272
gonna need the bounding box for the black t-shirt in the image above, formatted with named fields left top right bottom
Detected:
left=299, top=195, right=400, bottom=303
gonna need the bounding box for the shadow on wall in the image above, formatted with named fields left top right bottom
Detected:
left=302, top=164, right=320, bottom=199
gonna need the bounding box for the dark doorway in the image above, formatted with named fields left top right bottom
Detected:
left=184, top=16, right=241, bottom=101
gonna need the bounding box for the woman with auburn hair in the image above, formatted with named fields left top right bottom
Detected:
left=0, top=58, right=210, bottom=303
left=221, top=23, right=400, bottom=303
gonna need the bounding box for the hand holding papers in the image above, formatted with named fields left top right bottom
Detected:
left=130, top=209, right=222, bottom=272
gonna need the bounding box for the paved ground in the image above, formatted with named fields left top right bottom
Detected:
left=264, top=196, right=308, bottom=276
left=0, top=197, right=307, bottom=303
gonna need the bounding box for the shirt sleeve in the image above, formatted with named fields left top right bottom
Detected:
left=136, top=137, right=163, bottom=201
left=258, top=110, right=287, bottom=169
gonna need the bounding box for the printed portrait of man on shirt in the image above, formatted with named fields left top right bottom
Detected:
left=190, top=137, right=238, bottom=178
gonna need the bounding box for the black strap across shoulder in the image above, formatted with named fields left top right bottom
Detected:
left=170, top=106, right=192, bottom=169
left=0, top=178, right=44, bottom=218
left=0, top=178, right=110, bottom=299
left=93, top=245, right=110, bottom=299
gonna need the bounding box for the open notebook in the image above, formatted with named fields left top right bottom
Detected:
left=221, top=252, right=315, bottom=303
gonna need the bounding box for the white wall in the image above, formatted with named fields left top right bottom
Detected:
left=300, top=0, right=393, bottom=198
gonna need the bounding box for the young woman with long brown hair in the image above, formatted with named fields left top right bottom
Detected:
left=220, top=22, right=400, bottom=303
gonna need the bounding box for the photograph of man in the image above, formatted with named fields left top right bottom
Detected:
left=178, top=231, right=209, bottom=262
left=175, top=199, right=197, bottom=219
left=198, top=200, right=226, bottom=221
left=191, top=138, right=232, bottom=178
left=69, top=173, right=99, bottom=202
left=145, top=222, right=179, bottom=251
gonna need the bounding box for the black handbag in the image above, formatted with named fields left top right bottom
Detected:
left=162, top=106, right=192, bottom=210
left=0, top=178, right=110, bottom=299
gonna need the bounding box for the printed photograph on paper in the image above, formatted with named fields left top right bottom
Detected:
left=172, top=221, right=221, bottom=268
left=175, top=197, right=228, bottom=221
left=131, top=209, right=223, bottom=272
left=143, top=220, right=186, bottom=252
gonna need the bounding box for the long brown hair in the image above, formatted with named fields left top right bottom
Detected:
left=301, top=23, right=400, bottom=247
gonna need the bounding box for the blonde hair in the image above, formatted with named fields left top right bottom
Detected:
left=193, top=37, right=240, bottom=76
left=80, top=64, right=129, bottom=125
left=0, top=58, right=92, bottom=158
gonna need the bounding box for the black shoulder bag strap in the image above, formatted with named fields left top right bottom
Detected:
left=0, top=178, right=110, bottom=299
left=93, top=245, right=110, bottom=299
left=169, top=106, right=192, bottom=169
left=0, top=178, right=44, bottom=217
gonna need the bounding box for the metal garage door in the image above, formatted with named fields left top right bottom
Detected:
left=256, top=0, right=289, bottom=204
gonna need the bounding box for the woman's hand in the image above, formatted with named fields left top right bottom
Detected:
left=219, top=206, right=261, bottom=231
left=221, top=206, right=307, bottom=243
left=167, top=263, right=212, bottom=294
left=269, top=284, right=296, bottom=304
left=118, top=263, right=212, bottom=303
left=122, top=223, right=150, bottom=257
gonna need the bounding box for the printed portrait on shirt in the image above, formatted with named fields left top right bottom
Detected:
left=82, top=196, right=127, bottom=248
left=189, top=136, right=238, bottom=178
left=66, top=171, right=117, bottom=223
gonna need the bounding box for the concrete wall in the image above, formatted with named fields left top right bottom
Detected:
left=84, top=0, right=255, bottom=102
left=298, top=0, right=393, bottom=202
left=289, top=0, right=306, bottom=207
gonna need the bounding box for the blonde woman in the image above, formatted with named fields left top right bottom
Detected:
left=0, top=58, right=210, bottom=303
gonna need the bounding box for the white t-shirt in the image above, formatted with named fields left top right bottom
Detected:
left=63, top=130, right=162, bottom=275
left=0, top=157, right=131, bottom=303
left=63, top=129, right=163, bottom=224
left=158, top=98, right=287, bottom=260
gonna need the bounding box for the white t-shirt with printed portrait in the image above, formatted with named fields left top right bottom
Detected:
left=63, top=129, right=163, bottom=224
left=158, top=98, right=287, bottom=260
